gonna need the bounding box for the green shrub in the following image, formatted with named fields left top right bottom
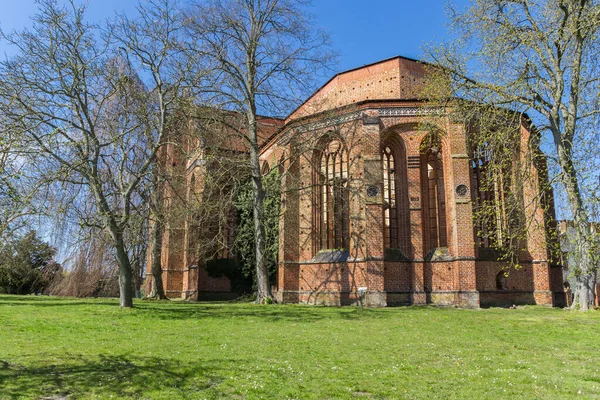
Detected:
left=233, top=169, right=280, bottom=288
left=0, top=231, right=60, bottom=294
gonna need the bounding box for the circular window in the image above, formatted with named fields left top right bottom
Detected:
left=455, top=184, right=469, bottom=197
left=366, top=185, right=380, bottom=198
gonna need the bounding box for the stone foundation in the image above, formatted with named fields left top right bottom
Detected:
left=276, top=289, right=482, bottom=308
left=479, top=290, right=537, bottom=308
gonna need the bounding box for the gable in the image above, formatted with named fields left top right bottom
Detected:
left=287, top=56, right=428, bottom=122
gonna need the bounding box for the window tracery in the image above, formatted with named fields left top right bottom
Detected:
left=382, top=138, right=409, bottom=251
left=472, top=145, right=510, bottom=248
left=315, top=138, right=349, bottom=251
left=383, top=146, right=397, bottom=248
left=423, top=148, right=447, bottom=249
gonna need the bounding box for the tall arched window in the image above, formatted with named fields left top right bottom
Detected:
left=187, top=173, right=199, bottom=263
left=261, top=161, right=270, bottom=176
left=189, top=173, right=196, bottom=196
left=472, top=145, right=510, bottom=248
left=278, top=152, right=285, bottom=175
left=423, top=149, right=447, bottom=249
left=316, top=138, right=349, bottom=250
left=382, top=137, right=409, bottom=252
left=383, top=145, right=398, bottom=248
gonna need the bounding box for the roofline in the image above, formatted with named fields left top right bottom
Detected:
left=259, top=97, right=537, bottom=154
left=284, top=55, right=430, bottom=122
left=260, top=98, right=429, bottom=154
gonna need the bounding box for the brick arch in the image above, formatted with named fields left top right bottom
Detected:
left=278, top=151, right=286, bottom=175
left=188, top=172, right=196, bottom=201
left=420, top=133, right=450, bottom=253
left=261, top=160, right=270, bottom=175
left=312, top=132, right=350, bottom=253
left=380, top=130, right=411, bottom=257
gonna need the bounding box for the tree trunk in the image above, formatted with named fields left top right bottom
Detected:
left=253, top=173, right=272, bottom=303
left=570, top=221, right=596, bottom=311
left=147, top=157, right=167, bottom=300
left=148, top=164, right=167, bottom=300
left=248, top=111, right=273, bottom=304
left=149, top=215, right=168, bottom=299
left=114, top=232, right=134, bottom=308
left=572, top=272, right=595, bottom=311
left=557, top=143, right=597, bottom=311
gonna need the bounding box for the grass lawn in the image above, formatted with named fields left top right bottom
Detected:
left=0, top=296, right=599, bottom=399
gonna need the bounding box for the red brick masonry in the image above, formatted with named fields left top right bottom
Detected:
left=152, top=56, right=563, bottom=308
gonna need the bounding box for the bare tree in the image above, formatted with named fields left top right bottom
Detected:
left=0, top=117, right=42, bottom=240
left=111, top=0, right=197, bottom=301
left=425, top=0, right=600, bottom=310
left=145, top=158, right=169, bottom=299
left=0, top=0, right=190, bottom=307
left=187, top=0, right=334, bottom=303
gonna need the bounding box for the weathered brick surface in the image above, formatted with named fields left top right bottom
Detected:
left=383, top=262, right=412, bottom=292
left=198, top=267, right=231, bottom=292
left=549, top=265, right=564, bottom=292
left=289, top=57, right=427, bottom=121
left=150, top=56, right=561, bottom=307
left=476, top=261, right=534, bottom=291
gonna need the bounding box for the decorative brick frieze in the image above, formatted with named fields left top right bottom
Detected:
left=379, top=106, right=443, bottom=117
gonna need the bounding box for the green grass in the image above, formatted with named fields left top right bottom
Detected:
left=0, top=296, right=599, bottom=399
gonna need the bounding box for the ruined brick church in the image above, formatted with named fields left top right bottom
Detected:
left=149, top=56, right=565, bottom=307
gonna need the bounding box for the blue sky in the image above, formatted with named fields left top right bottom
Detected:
left=312, top=0, right=469, bottom=71
left=0, top=0, right=469, bottom=74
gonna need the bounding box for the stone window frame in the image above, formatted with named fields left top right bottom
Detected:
left=313, top=135, right=350, bottom=252
left=421, top=146, right=448, bottom=250
left=471, top=144, right=512, bottom=249
left=381, top=133, right=409, bottom=252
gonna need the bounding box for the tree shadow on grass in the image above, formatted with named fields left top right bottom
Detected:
left=0, top=295, right=120, bottom=308
left=0, top=355, right=233, bottom=399
left=133, top=301, right=388, bottom=323
left=0, top=295, right=390, bottom=324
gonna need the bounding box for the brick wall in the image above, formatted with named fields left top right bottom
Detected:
left=198, top=267, right=231, bottom=292
left=275, top=101, right=557, bottom=308
left=153, top=56, right=560, bottom=308
left=289, top=57, right=428, bottom=121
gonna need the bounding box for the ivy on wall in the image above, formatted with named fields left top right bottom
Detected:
left=205, top=169, right=281, bottom=292
left=234, top=168, right=281, bottom=288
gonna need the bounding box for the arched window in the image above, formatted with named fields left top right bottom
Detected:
left=496, top=271, right=508, bottom=290
left=472, top=145, right=510, bottom=248
left=383, top=146, right=398, bottom=248
left=189, top=173, right=196, bottom=194
left=278, top=152, right=285, bottom=175
left=187, top=173, right=198, bottom=263
left=382, top=138, right=409, bottom=251
left=217, top=208, right=236, bottom=259
left=316, top=138, right=349, bottom=250
left=423, top=148, right=447, bottom=249
left=261, top=161, right=270, bottom=176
